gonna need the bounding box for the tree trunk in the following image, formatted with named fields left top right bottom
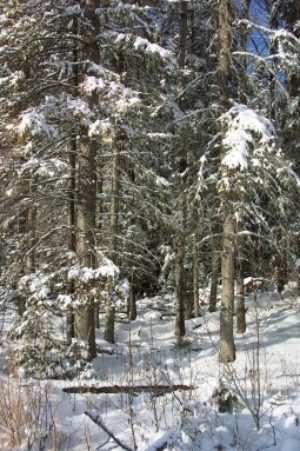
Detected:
left=218, top=0, right=236, bottom=363
left=66, top=140, right=76, bottom=344
left=192, top=175, right=200, bottom=317
left=175, top=0, right=188, bottom=341
left=66, top=9, right=79, bottom=344
left=74, top=0, right=100, bottom=360
left=175, top=257, right=186, bottom=338
left=238, top=0, right=250, bottom=103
left=104, top=305, right=115, bottom=343
left=75, top=136, right=97, bottom=359
left=94, top=306, right=100, bottom=329
left=220, top=218, right=236, bottom=362
left=209, top=241, right=220, bottom=312
left=104, top=141, right=120, bottom=343
left=110, top=142, right=120, bottom=256
left=127, top=282, right=137, bottom=321
left=74, top=300, right=96, bottom=355
left=193, top=235, right=200, bottom=317
left=236, top=278, right=246, bottom=333
left=126, top=167, right=138, bottom=321
left=15, top=207, right=28, bottom=315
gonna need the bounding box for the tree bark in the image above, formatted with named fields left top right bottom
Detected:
left=218, top=0, right=236, bottom=363
left=209, top=239, right=220, bottom=312
left=15, top=203, right=28, bottom=315
left=66, top=141, right=76, bottom=344
left=127, top=282, right=137, bottom=321
left=125, top=168, right=138, bottom=321
left=104, top=140, right=120, bottom=343
left=74, top=0, right=100, bottom=359
left=193, top=234, right=200, bottom=317
left=110, top=142, right=120, bottom=256
left=75, top=136, right=97, bottom=358
left=236, top=278, right=246, bottom=333
left=220, top=218, right=235, bottom=361
left=192, top=139, right=200, bottom=318
left=175, top=0, right=188, bottom=341
left=238, top=0, right=250, bottom=103
left=104, top=304, right=115, bottom=343
left=66, top=8, right=80, bottom=344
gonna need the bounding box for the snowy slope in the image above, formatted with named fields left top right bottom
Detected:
left=1, top=286, right=300, bottom=450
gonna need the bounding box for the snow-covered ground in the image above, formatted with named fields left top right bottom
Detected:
left=1, top=285, right=300, bottom=451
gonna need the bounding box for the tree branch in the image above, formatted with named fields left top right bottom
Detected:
left=84, top=411, right=133, bottom=451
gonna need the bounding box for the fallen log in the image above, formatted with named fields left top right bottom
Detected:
left=95, top=346, right=114, bottom=355
left=63, top=384, right=195, bottom=395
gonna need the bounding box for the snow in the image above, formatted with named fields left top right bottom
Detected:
left=133, top=36, right=173, bottom=60
left=18, top=110, right=58, bottom=138
left=221, top=104, right=275, bottom=171
left=0, top=76, right=9, bottom=86
left=64, top=4, right=81, bottom=16
left=1, top=283, right=300, bottom=450
left=222, top=129, right=252, bottom=170
left=115, top=95, right=140, bottom=113
left=18, top=157, right=67, bottom=178
left=88, top=118, right=111, bottom=137
left=0, top=14, right=7, bottom=24
left=67, top=260, right=120, bottom=283
left=66, top=97, right=94, bottom=121
left=129, top=34, right=175, bottom=63
left=155, top=175, right=170, bottom=187
left=80, top=74, right=140, bottom=116
left=81, top=75, right=106, bottom=94
left=147, top=132, right=173, bottom=139
left=57, top=294, right=73, bottom=307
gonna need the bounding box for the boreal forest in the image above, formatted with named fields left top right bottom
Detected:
left=0, top=1, right=300, bottom=450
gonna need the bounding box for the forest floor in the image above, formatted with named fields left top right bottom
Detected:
left=1, top=285, right=300, bottom=450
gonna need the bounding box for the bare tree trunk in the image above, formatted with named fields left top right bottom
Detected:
left=193, top=234, right=200, bottom=317
left=209, top=240, right=220, bottom=312
left=75, top=136, right=97, bottom=359
left=126, top=168, right=138, bottom=321
left=66, top=141, right=76, bottom=344
left=175, top=0, right=188, bottom=341
left=238, top=0, right=250, bottom=103
left=15, top=206, right=28, bottom=316
left=103, top=53, right=124, bottom=356
left=74, top=0, right=100, bottom=360
left=66, top=9, right=80, bottom=344
left=104, top=142, right=120, bottom=343
left=220, top=219, right=235, bottom=361
left=110, top=143, right=120, bottom=256
left=104, top=305, right=115, bottom=343
left=218, top=0, right=236, bottom=363
left=236, top=278, right=246, bottom=333
left=94, top=306, right=100, bottom=329
left=234, top=0, right=249, bottom=337
left=192, top=155, right=200, bottom=317
left=127, top=281, right=137, bottom=321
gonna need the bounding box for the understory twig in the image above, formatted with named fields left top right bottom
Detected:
left=84, top=411, right=133, bottom=451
